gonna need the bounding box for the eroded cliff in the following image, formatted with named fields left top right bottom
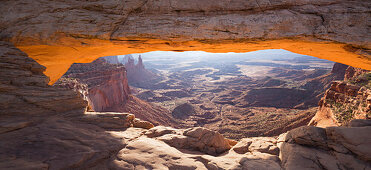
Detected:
left=55, top=57, right=178, bottom=127
left=58, top=58, right=131, bottom=111
left=310, top=66, right=371, bottom=127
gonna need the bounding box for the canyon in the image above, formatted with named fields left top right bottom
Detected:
left=128, top=51, right=352, bottom=139
left=0, top=0, right=370, bottom=169
left=54, top=57, right=178, bottom=127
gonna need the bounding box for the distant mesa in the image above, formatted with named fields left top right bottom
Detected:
left=105, top=55, right=159, bottom=87
left=120, top=54, right=135, bottom=64
left=172, top=103, right=197, bottom=119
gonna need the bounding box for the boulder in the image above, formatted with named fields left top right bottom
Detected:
left=326, top=126, right=371, bottom=162
left=349, top=119, right=371, bottom=127
left=156, top=127, right=232, bottom=155
left=233, top=137, right=279, bottom=155
left=133, top=118, right=154, bottom=129
left=230, top=153, right=281, bottom=170
left=145, top=126, right=179, bottom=138
left=279, top=126, right=371, bottom=170
left=287, top=126, right=328, bottom=150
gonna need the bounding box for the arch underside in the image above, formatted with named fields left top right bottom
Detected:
left=0, top=0, right=369, bottom=84
left=17, top=38, right=371, bottom=84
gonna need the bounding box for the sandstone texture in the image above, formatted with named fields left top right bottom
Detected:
left=309, top=65, right=370, bottom=127
left=1, top=0, right=369, bottom=48
left=0, top=40, right=87, bottom=121
left=0, top=0, right=370, bottom=168
left=58, top=58, right=131, bottom=112
left=278, top=124, right=371, bottom=170
left=0, top=41, right=151, bottom=169
left=0, top=0, right=369, bottom=84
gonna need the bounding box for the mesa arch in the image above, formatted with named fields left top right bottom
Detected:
left=17, top=38, right=371, bottom=84
left=1, top=1, right=371, bottom=169
left=1, top=0, right=370, bottom=84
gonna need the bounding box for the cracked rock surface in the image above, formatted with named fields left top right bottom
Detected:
left=1, top=0, right=369, bottom=48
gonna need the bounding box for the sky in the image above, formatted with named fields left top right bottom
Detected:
left=119, top=49, right=300, bottom=60
left=115, top=49, right=334, bottom=71
left=117, top=49, right=334, bottom=64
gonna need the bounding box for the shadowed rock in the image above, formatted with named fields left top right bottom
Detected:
left=172, top=103, right=197, bottom=119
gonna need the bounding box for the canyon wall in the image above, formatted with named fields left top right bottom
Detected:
left=0, top=0, right=369, bottom=83
left=56, top=57, right=179, bottom=127
left=59, top=58, right=131, bottom=112
left=297, top=62, right=349, bottom=108
left=310, top=66, right=371, bottom=127
left=0, top=41, right=87, bottom=120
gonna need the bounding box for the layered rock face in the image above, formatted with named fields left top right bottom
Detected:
left=0, top=41, right=153, bottom=169
left=1, top=0, right=369, bottom=49
left=0, top=0, right=370, bottom=168
left=56, top=57, right=178, bottom=127
left=0, top=40, right=87, bottom=124
left=310, top=66, right=370, bottom=127
left=297, top=62, right=349, bottom=108
left=58, top=58, right=131, bottom=111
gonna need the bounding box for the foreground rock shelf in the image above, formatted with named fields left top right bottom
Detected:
left=2, top=114, right=371, bottom=169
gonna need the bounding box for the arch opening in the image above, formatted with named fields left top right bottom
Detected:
left=16, top=38, right=371, bottom=85
left=56, top=48, right=370, bottom=139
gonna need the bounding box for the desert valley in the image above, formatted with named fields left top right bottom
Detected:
left=55, top=50, right=370, bottom=141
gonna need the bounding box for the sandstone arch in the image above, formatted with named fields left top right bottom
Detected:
left=1, top=1, right=371, bottom=169
left=0, top=0, right=370, bottom=84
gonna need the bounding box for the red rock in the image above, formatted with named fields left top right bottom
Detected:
left=310, top=65, right=370, bottom=127
left=56, top=59, right=179, bottom=127
left=59, top=58, right=130, bottom=112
